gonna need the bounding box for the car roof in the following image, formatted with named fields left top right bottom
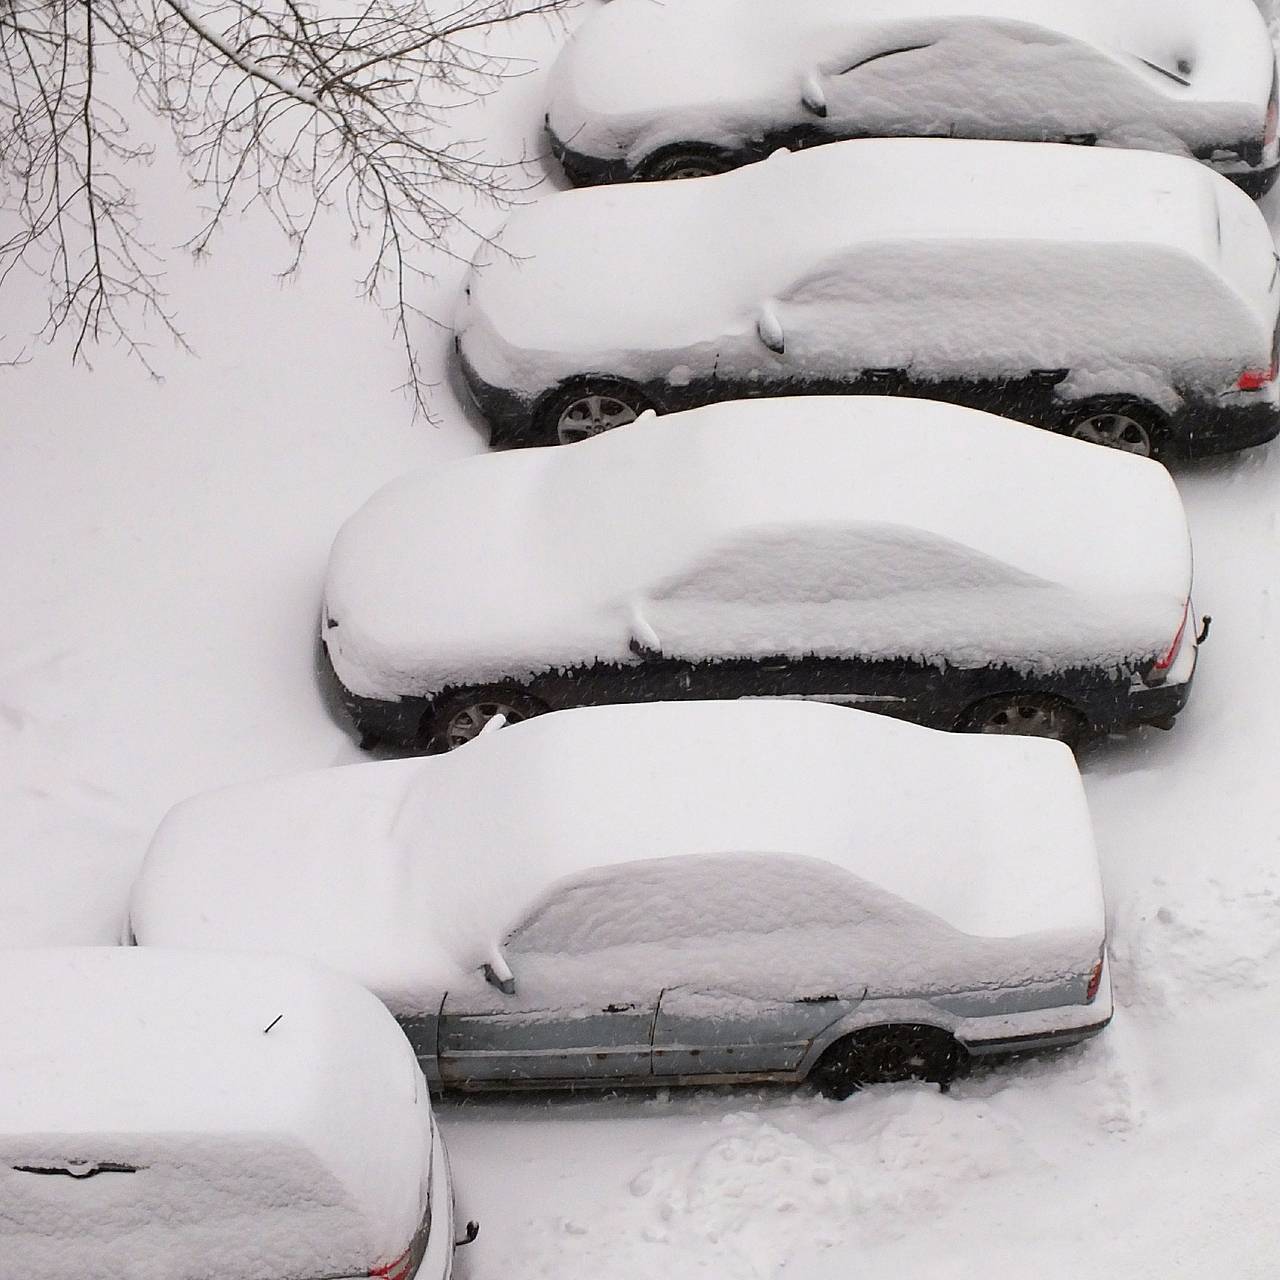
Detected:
left=131, top=700, right=1106, bottom=1015
left=0, top=948, right=429, bottom=1269
left=323, top=397, right=1192, bottom=700
left=465, top=138, right=1276, bottom=366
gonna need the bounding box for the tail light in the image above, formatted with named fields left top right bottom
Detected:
left=1085, top=956, right=1104, bottom=1003
left=1146, top=602, right=1189, bottom=685
left=371, top=1248, right=413, bottom=1280
left=1236, top=360, right=1276, bottom=392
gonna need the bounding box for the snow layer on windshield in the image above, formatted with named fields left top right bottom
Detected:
left=549, top=0, right=1274, bottom=164
left=0, top=948, right=432, bottom=1280
left=131, top=700, right=1104, bottom=1013
left=324, top=397, right=1191, bottom=700
left=458, top=138, right=1277, bottom=400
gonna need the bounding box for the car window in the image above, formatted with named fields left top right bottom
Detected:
left=651, top=523, right=1039, bottom=606
left=508, top=853, right=879, bottom=956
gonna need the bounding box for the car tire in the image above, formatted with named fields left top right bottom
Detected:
left=424, top=687, right=549, bottom=752
left=533, top=379, right=656, bottom=446
left=809, top=1025, right=967, bottom=1100
left=638, top=147, right=735, bottom=182
left=1057, top=398, right=1169, bottom=459
left=957, top=692, right=1086, bottom=748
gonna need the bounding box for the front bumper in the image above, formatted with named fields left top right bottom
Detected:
left=320, top=637, right=429, bottom=749
left=454, top=339, right=538, bottom=446
left=546, top=121, right=632, bottom=187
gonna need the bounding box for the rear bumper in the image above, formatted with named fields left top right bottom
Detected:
left=1175, top=397, right=1280, bottom=459
left=960, top=958, right=1114, bottom=1057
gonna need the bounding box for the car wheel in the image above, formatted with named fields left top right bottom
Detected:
left=639, top=147, right=734, bottom=182
left=425, top=688, right=548, bottom=752
left=1058, top=400, right=1166, bottom=458
left=958, top=693, right=1085, bottom=747
left=535, top=379, right=654, bottom=446
left=809, top=1025, right=966, bottom=1100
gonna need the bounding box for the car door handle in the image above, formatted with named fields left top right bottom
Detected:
left=795, top=993, right=840, bottom=1004
left=603, top=1003, right=637, bottom=1013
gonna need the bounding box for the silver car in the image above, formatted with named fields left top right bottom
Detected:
left=129, top=701, right=1112, bottom=1098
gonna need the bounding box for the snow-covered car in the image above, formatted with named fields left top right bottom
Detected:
left=0, top=948, right=461, bottom=1280
left=546, top=0, right=1280, bottom=195
left=456, top=138, right=1280, bottom=460
left=129, top=700, right=1112, bottom=1097
left=320, top=397, right=1197, bottom=752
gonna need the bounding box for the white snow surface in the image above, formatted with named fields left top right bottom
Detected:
left=548, top=0, right=1276, bottom=167
left=458, top=137, right=1280, bottom=400
left=130, top=700, right=1103, bottom=1011
left=6, top=1, right=1280, bottom=1276
left=0, top=948, right=433, bottom=1280
left=325, top=396, right=1191, bottom=700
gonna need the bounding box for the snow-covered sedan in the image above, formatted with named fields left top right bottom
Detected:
left=129, top=700, right=1112, bottom=1097
left=321, top=397, right=1197, bottom=752
left=0, top=948, right=462, bottom=1280
left=456, top=138, right=1280, bottom=460
left=547, top=0, right=1279, bottom=196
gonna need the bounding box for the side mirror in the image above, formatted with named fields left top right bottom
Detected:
left=756, top=303, right=785, bottom=354
left=482, top=961, right=515, bottom=996
left=800, top=73, right=827, bottom=118
left=629, top=603, right=662, bottom=657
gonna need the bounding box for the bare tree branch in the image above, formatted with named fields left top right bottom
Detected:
left=0, top=0, right=569, bottom=413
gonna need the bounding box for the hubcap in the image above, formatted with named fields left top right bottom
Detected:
left=1069, top=412, right=1152, bottom=456
left=556, top=394, right=640, bottom=445
left=976, top=699, right=1076, bottom=741
left=444, top=700, right=526, bottom=749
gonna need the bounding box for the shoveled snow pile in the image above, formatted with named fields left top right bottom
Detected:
left=323, top=396, right=1191, bottom=700
left=548, top=0, right=1276, bottom=169
left=130, top=699, right=1104, bottom=1015
left=0, top=948, right=433, bottom=1280
left=457, top=137, right=1279, bottom=405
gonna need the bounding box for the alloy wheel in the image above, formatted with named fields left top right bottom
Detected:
left=556, top=393, right=641, bottom=444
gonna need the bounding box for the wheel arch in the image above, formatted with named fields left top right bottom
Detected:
left=797, top=999, right=964, bottom=1080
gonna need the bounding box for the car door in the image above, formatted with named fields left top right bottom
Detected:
left=638, top=526, right=919, bottom=711
left=649, top=855, right=872, bottom=1079
left=437, top=950, right=658, bottom=1088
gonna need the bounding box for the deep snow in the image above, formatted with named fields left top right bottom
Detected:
left=3, top=1, right=1280, bottom=1278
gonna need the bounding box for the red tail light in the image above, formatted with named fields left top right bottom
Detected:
left=371, top=1248, right=412, bottom=1280
left=1086, top=957, right=1104, bottom=1003
left=1236, top=361, right=1276, bottom=392
left=1152, top=602, right=1190, bottom=676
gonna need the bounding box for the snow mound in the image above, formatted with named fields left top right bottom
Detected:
left=131, top=699, right=1104, bottom=1015
left=549, top=0, right=1275, bottom=168
left=324, top=396, right=1192, bottom=701
left=0, top=948, right=434, bottom=1280
left=458, top=137, right=1278, bottom=402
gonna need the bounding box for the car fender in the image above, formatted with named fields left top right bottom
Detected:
left=796, top=996, right=963, bottom=1077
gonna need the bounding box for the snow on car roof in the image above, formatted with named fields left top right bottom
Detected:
left=463, top=137, right=1274, bottom=362
left=0, top=948, right=429, bottom=1280
left=323, top=397, right=1191, bottom=700
left=555, top=0, right=1272, bottom=120
left=131, top=701, right=1105, bottom=1017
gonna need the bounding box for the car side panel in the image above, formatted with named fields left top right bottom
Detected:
left=652, top=987, right=861, bottom=1077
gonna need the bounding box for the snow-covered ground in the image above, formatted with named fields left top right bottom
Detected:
left=3, top=2, right=1279, bottom=1276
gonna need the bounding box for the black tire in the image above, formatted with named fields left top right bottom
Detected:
left=809, top=1025, right=966, bottom=1100
left=1057, top=398, right=1169, bottom=459
left=957, top=692, right=1086, bottom=749
left=533, top=378, right=655, bottom=447
left=638, top=147, right=735, bottom=182
left=424, top=687, right=548, bottom=752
